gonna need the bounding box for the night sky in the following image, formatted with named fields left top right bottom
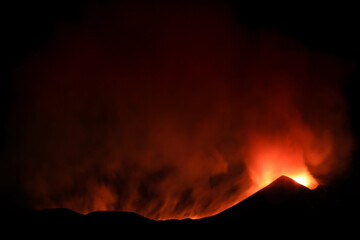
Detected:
left=1, top=0, right=360, bottom=219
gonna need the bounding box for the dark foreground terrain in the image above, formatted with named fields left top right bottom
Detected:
left=3, top=176, right=358, bottom=237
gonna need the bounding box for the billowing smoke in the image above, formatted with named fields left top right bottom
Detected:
left=5, top=1, right=353, bottom=219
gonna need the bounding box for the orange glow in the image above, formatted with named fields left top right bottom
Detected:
left=244, top=129, right=322, bottom=193
left=291, top=173, right=318, bottom=189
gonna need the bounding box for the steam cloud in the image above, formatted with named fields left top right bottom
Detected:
left=4, top=1, right=353, bottom=219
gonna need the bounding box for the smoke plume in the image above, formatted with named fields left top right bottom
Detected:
left=4, top=1, right=353, bottom=219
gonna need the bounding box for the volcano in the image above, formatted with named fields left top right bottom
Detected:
left=5, top=175, right=357, bottom=237
left=201, top=175, right=318, bottom=225
left=21, top=176, right=319, bottom=225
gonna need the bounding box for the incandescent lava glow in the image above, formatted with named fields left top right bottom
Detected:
left=246, top=137, right=323, bottom=192
left=291, top=173, right=319, bottom=190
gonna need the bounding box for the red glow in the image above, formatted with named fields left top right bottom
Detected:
left=12, top=1, right=353, bottom=220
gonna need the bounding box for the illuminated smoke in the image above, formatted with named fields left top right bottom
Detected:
left=8, top=1, right=353, bottom=219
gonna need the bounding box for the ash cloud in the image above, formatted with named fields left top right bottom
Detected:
left=2, top=1, right=353, bottom=219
